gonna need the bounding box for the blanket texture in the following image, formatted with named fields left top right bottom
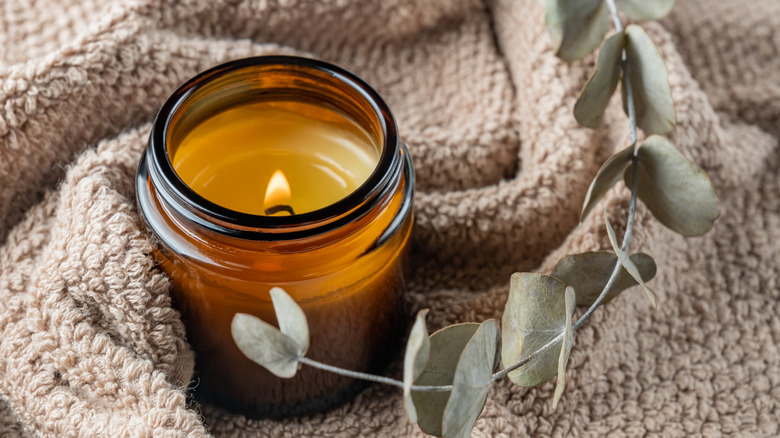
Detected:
left=1, top=0, right=779, bottom=436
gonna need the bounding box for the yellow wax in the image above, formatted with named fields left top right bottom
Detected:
left=171, top=100, right=379, bottom=215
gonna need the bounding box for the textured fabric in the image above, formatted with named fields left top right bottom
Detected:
left=1, top=0, right=779, bottom=436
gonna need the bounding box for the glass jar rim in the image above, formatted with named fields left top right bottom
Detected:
left=144, top=55, right=404, bottom=241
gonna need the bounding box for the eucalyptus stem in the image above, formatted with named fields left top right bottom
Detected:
left=298, top=357, right=405, bottom=388
left=626, top=71, right=638, bottom=150
left=605, top=0, right=623, bottom=32
left=492, top=0, right=641, bottom=382
left=491, top=167, right=637, bottom=381
left=605, top=0, right=639, bottom=150
left=298, top=356, right=453, bottom=392
left=572, top=161, right=639, bottom=331
left=303, top=0, right=643, bottom=394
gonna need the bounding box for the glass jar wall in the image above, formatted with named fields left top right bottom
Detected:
left=136, top=56, right=414, bottom=417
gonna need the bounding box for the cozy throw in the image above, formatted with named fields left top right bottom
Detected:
left=1, top=0, right=779, bottom=436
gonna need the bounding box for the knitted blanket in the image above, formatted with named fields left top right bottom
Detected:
left=1, top=0, right=779, bottom=436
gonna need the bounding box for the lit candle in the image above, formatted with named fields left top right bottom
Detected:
left=264, top=170, right=293, bottom=215
left=171, top=100, right=379, bottom=216
left=136, top=56, right=414, bottom=418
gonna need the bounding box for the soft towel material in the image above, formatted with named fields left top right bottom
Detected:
left=1, top=0, right=779, bottom=436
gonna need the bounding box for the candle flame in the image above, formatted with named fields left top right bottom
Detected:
left=264, top=169, right=291, bottom=208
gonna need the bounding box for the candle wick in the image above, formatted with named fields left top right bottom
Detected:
left=265, top=204, right=295, bottom=216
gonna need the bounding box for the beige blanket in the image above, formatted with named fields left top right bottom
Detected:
left=1, top=0, right=779, bottom=436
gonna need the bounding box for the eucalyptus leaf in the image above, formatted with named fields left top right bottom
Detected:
left=625, top=135, right=720, bottom=236
left=231, top=313, right=303, bottom=378
left=604, top=211, right=657, bottom=307
left=622, top=24, right=676, bottom=134
left=581, top=144, right=634, bottom=221
left=501, top=273, right=575, bottom=386
left=403, top=309, right=431, bottom=423
left=270, top=287, right=310, bottom=354
left=552, top=287, right=576, bottom=409
left=616, top=0, right=675, bottom=21
left=442, top=320, right=500, bottom=438
left=574, top=31, right=626, bottom=128
left=412, top=323, right=479, bottom=437
left=551, top=251, right=657, bottom=306
left=545, top=0, right=610, bottom=62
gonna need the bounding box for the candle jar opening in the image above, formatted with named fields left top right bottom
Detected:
left=136, top=56, right=414, bottom=417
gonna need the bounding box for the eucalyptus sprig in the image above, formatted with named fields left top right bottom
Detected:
left=230, top=1, right=720, bottom=436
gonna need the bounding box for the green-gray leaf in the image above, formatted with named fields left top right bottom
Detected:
left=404, top=309, right=430, bottom=423
left=581, top=144, right=634, bottom=221
left=551, top=251, right=657, bottom=306
left=501, top=273, right=575, bottom=386
left=604, top=211, right=657, bottom=307
left=617, top=0, right=675, bottom=21
left=574, top=31, right=626, bottom=128
left=231, top=313, right=302, bottom=378
left=442, top=320, right=499, bottom=438
left=622, top=24, right=675, bottom=134
left=412, top=323, right=479, bottom=437
left=545, top=0, right=610, bottom=62
left=625, top=135, right=720, bottom=236
left=552, top=287, right=576, bottom=409
left=270, top=287, right=310, bottom=355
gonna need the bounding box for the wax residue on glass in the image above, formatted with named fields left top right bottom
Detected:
left=171, top=100, right=380, bottom=215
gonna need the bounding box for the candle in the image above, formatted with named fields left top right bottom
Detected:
left=136, top=56, right=414, bottom=417
left=171, top=100, right=379, bottom=216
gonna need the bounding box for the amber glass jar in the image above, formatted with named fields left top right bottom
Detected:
left=135, top=56, right=413, bottom=417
